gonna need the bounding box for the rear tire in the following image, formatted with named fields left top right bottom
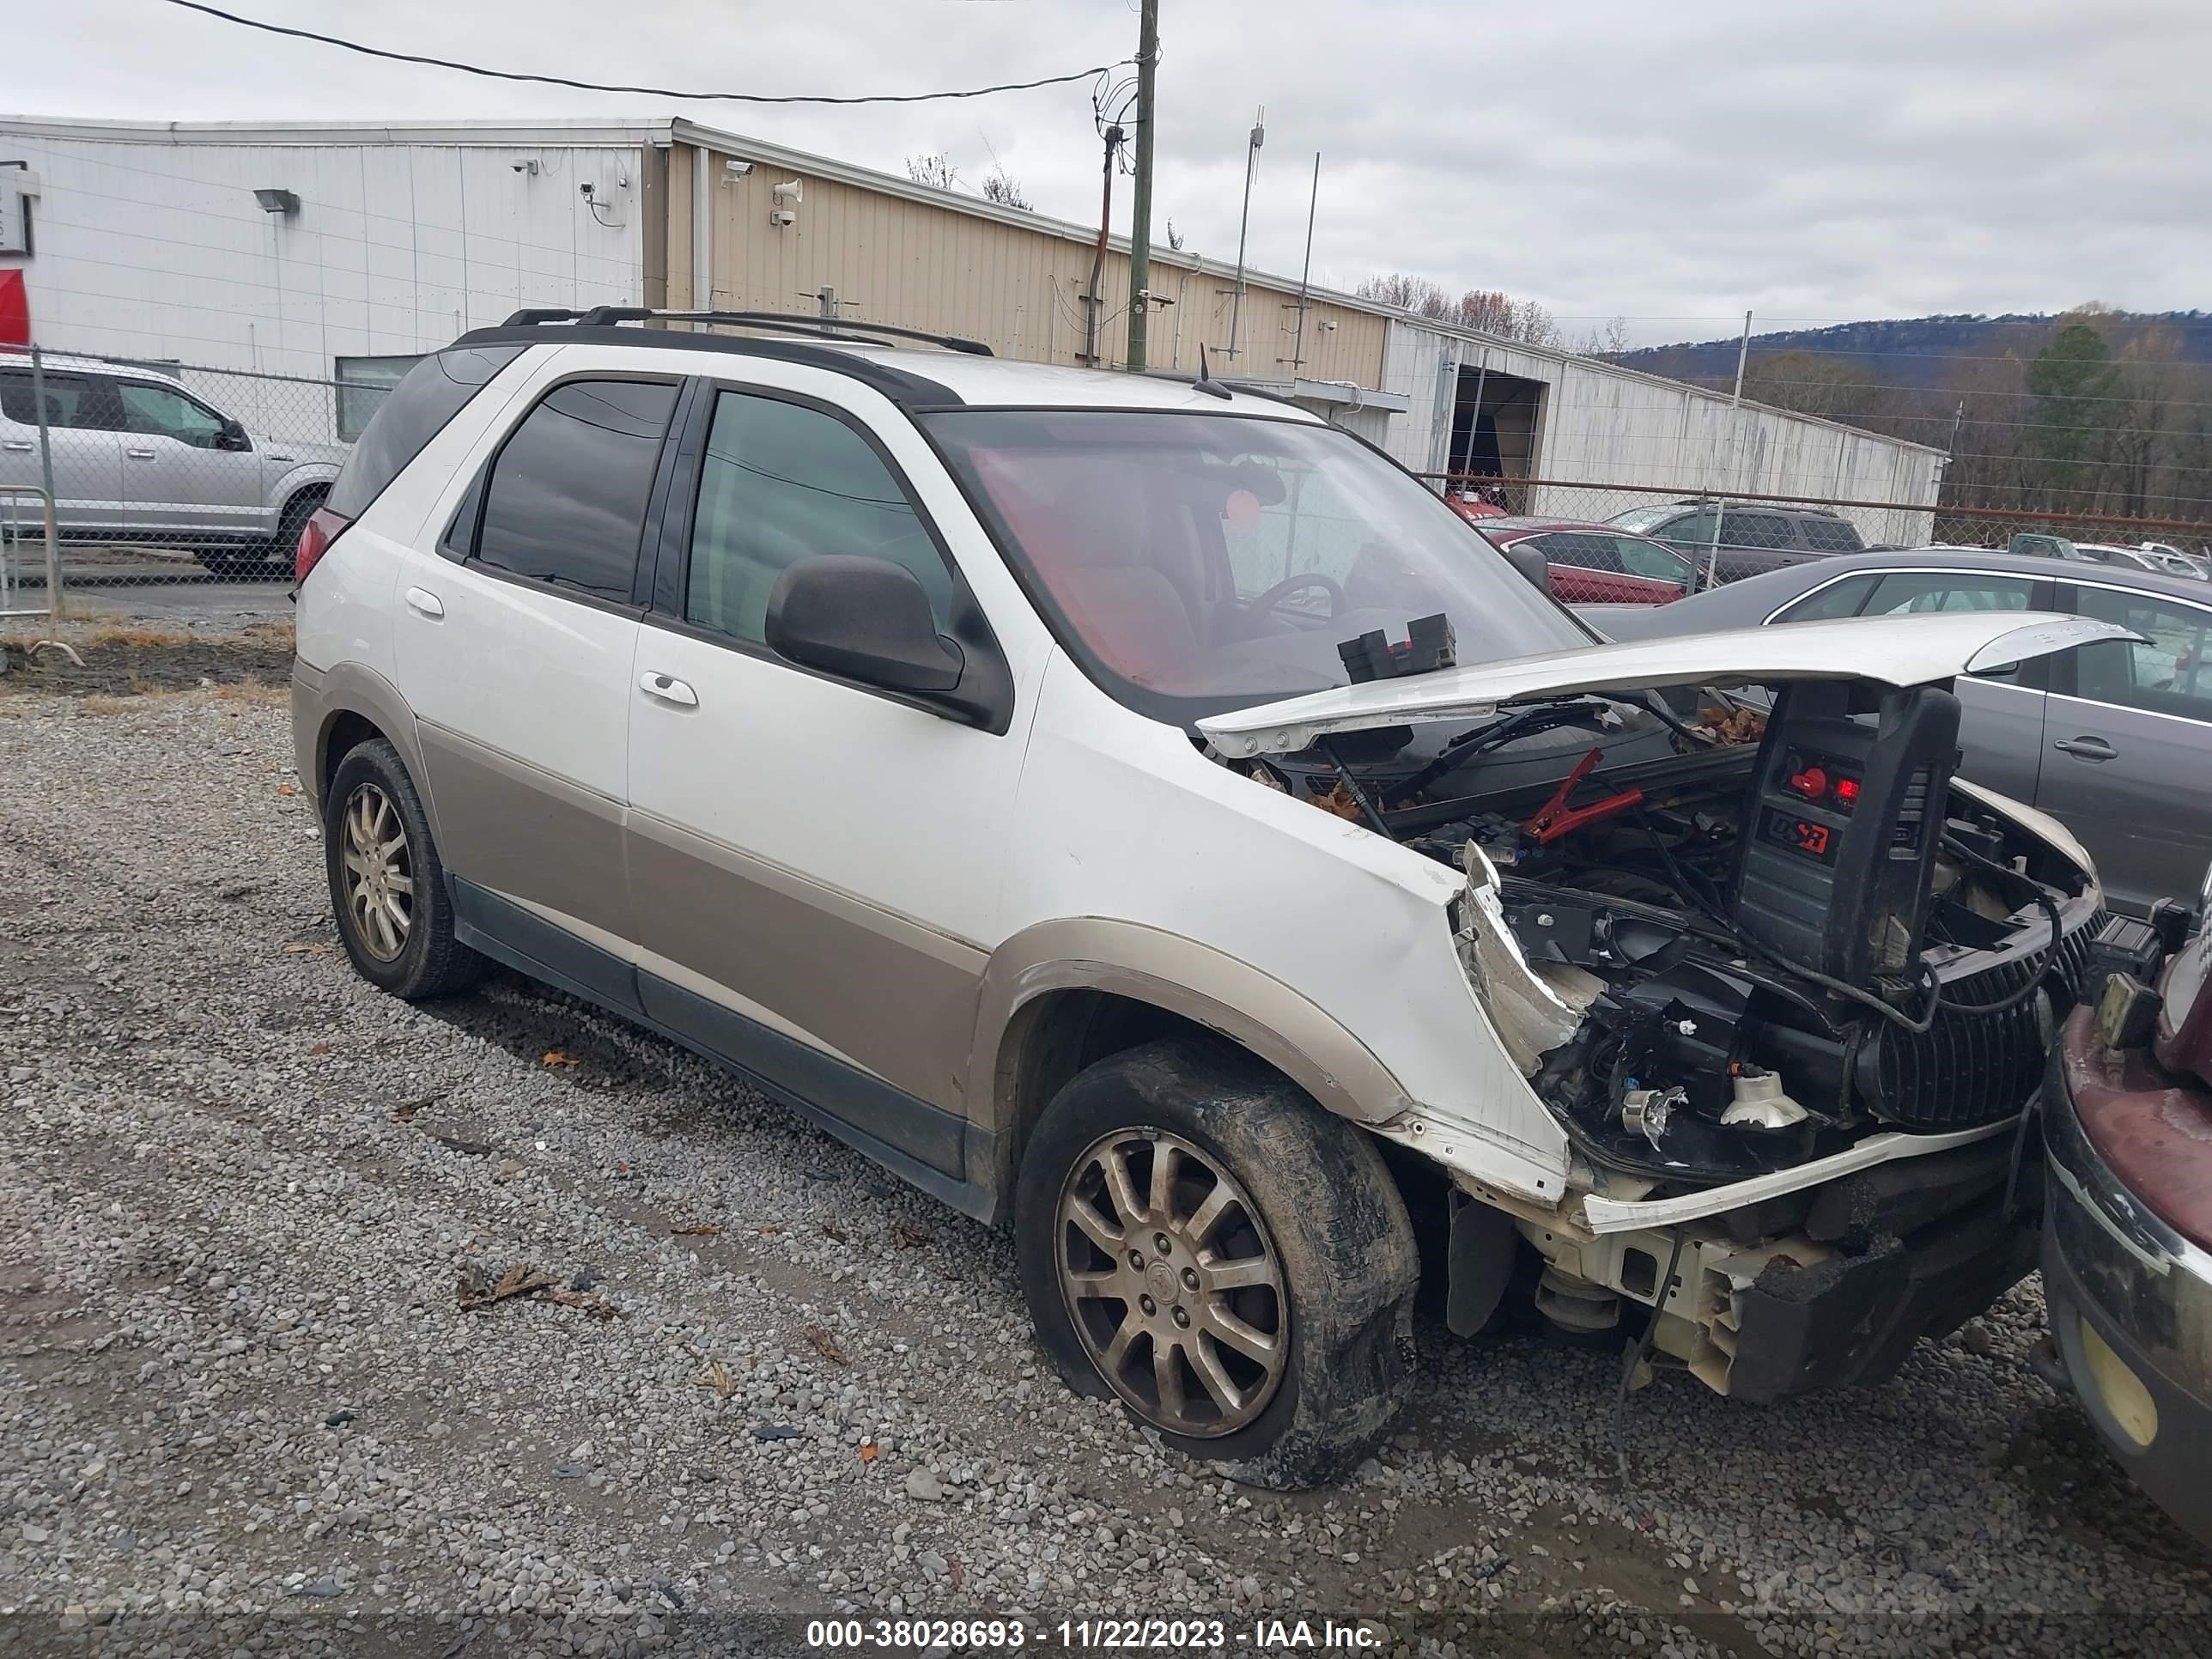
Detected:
left=267, top=487, right=326, bottom=567
left=1014, top=1036, right=1419, bottom=1489
left=323, top=738, right=485, bottom=1000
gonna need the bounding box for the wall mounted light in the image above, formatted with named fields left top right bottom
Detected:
left=253, top=188, right=300, bottom=216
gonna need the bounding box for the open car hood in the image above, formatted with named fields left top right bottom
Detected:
left=1197, top=611, right=2137, bottom=757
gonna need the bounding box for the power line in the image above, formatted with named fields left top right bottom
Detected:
left=159, top=0, right=1127, bottom=104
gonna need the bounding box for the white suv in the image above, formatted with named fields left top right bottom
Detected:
left=293, top=309, right=2131, bottom=1486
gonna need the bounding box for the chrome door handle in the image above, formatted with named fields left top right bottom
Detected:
left=639, top=671, right=698, bottom=708
left=2053, top=735, right=2118, bottom=761
left=125, top=447, right=156, bottom=459
left=1, top=440, right=32, bottom=452
left=403, top=586, right=445, bottom=619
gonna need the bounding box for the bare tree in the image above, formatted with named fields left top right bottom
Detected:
left=1576, top=316, right=1631, bottom=360
left=980, top=167, right=1033, bottom=211
left=1353, top=275, right=1559, bottom=345
left=904, top=153, right=960, bottom=191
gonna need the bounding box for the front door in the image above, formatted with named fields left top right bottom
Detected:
left=624, top=374, right=1027, bottom=1178
left=2038, top=580, right=2212, bottom=913
left=391, top=374, right=683, bottom=1005
left=112, top=379, right=265, bottom=539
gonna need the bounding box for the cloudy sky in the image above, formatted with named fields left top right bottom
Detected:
left=22, top=0, right=2212, bottom=346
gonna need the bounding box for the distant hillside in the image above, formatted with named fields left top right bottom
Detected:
left=1617, top=311, right=2212, bottom=388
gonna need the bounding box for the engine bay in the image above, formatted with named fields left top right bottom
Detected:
left=1222, top=648, right=2105, bottom=1190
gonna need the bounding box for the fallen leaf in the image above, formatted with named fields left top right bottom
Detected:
left=757, top=1224, right=783, bottom=1237
left=614, top=1160, right=633, bottom=1176
left=431, top=1133, right=492, bottom=1158
left=547, top=1287, right=620, bottom=1322
left=821, top=1222, right=848, bottom=1243
left=892, top=1220, right=933, bottom=1250
left=276, top=782, right=297, bottom=796
left=458, top=1261, right=557, bottom=1312
left=541, top=1050, right=579, bottom=1068
left=804, top=1325, right=848, bottom=1366
left=949, top=1555, right=964, bottom=1590
left=690, top=1358, right=735, bottom=1398
left=307, top=1042, right=331, bottom=1057
left=858, top=1443, right=879, bottom=1465
left=670, top=1223, right=721, bottom=1237
left=493, top=1156, right=527, bottom=1182
left=390, top=1099, right=428, bottom=1122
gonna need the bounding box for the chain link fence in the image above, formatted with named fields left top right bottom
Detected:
left=1, top=341, right=386, bottom=616
left=1419, top=471, right=2212, bottom=589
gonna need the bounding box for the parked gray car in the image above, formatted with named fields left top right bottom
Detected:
left=0, top=351, right=346, bottom=573
left=1585, top=549, right=2212, bottom=914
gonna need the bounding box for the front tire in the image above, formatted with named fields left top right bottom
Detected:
left=323, top=739, right=484, bottom=1000
left=1014, top=1036, right=1419, bottom=1488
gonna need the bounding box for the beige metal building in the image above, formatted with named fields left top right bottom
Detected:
left=2, top=113, right=1945, bottom=537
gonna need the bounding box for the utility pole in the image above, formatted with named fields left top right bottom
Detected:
left=1123, top=0, right=1159, bottom=374
left=1081, top=123, right=1121, bottom=368
left=1290, top=151, right=1319, bottom=374
left=1229, top=107, right=1263, bottom=360
left=1702, top=308, right=1753, bottom=591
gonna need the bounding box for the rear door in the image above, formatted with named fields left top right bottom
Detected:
left=2039, top=580, right=2212, bottom=911
left=0, top=366, right=125, bottom=534
left=113, top=378, right=265, bottom=538
left=1850, top=568, right=2054, bottom=805
left=391, top=368, right=684, bottom=1005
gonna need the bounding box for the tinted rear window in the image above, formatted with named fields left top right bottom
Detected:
left=474, top=379, right=679, bottom=602
left=1800, top=517, right=1865, bottom=552
left=325, top=343, right=525, bottom=519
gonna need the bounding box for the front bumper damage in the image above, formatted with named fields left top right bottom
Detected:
left=1450, top=1127, right=2039, bottom=1402
left=2042, top=1009, right=2212, bottom=1543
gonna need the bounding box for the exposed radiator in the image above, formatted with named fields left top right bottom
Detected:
left=1860, top=907, right=2100, bottom=1131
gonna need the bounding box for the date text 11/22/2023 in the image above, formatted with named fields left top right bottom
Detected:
left=804, top=1617, right=1389, bottom=1650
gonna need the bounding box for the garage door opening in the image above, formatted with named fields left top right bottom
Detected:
left=1446, top=364, right=1547, bottom=511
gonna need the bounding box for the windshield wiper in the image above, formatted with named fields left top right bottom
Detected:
left=1382, top=699, right=1620, bottom=807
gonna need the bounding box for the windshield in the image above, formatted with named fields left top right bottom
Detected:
left=924, top=409, right=1590, bottom=717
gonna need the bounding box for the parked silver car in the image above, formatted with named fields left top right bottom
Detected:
left=1586, top=548, right=2212, bottom=914
left=0, top=351, right=346, bottom=572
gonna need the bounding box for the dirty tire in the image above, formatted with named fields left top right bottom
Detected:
left=268, top=486, right=326, bottom=563
left=1015, top=1036, right=1419, bottom=1489
left=323, top=738, right=484, bottom=1000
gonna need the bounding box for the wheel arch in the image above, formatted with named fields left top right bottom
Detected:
left=968, top=917, right=1418, bottom=1206
left=294, top=660, right=435, bottom=833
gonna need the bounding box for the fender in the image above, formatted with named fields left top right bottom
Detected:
left=969, top=915, right=1419, bottom=1194
left=292, top=659, right=435, bottom=834
left=266, top=460, right=341, bottom=521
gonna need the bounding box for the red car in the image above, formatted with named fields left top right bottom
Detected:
left=1475, top=516, right=1695, bottom=604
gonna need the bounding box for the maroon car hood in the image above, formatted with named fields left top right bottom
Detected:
left=2062, top=1012, right=2212, bottom=1253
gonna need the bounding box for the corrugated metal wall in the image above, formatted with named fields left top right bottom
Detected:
left=679, top=141, right=1387, bottom=386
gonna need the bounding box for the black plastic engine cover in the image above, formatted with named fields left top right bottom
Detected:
left=1734, top=682, right=1960, bottom=988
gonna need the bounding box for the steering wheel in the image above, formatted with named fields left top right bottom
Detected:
left=1243, top=572, right=1345, bottom=619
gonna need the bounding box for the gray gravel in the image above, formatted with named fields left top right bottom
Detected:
left=1, top=683, right=2208, bottom=1658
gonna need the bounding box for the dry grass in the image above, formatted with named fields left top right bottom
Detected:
left=71, top=678, right=289, bottom=716
left=82, top=626, right=195, bottom=651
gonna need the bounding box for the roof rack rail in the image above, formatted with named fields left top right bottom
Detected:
left=498, top=306, right=994, bottom=356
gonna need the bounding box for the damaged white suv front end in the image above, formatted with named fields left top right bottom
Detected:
left=1200, top=611, right=2129, bottom=1401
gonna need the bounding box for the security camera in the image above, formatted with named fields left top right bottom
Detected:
left=769, top=209, right=797, bottom=228
left=579, top=182, right=594, bottom=196
left=510, top=159, right=539, bottom=176
left=771, top=179, right=802, bottom=206
left=724, top=158, right=754, bottom=177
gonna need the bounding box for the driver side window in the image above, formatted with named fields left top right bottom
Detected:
left=685, top=390, right=952, bottom=647
left=118, top=382, right=227, bottom=448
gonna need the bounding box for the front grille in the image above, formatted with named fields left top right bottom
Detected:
left=1863, top=907, right=2102, bottom=1131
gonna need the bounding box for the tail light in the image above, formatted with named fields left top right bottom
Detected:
left=294, top=505, right=353, bottom=586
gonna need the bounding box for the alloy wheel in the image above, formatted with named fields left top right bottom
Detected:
left=340, top=782, right=414, bottom=962
left=1054, top=1128, right=1288, bottom=1437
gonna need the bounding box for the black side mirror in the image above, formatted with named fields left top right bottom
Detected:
left=1502, top=542, right=1553, bottom=594
left=215, top=419, right=252, bottom=452
left=766, top=555, right=963, bottom=694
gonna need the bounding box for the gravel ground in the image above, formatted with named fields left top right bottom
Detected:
left=1, top=676, right=2208, bottom=1658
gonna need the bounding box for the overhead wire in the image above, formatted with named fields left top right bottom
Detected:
left=158, top=0, right=1128, bottom=105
